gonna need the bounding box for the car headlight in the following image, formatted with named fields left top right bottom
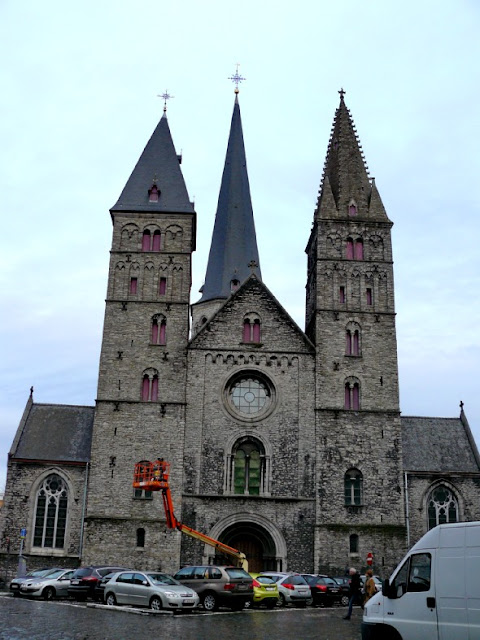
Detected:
left=33, top=582, right=45, bottom=588
left=163, top=591, right=181, bottom=598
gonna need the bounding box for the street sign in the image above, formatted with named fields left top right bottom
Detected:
left=20, top=528, right=26, bottom=539
left=366, top=552, right=373, bottom=566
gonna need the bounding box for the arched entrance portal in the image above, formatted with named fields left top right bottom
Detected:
left=213, top=522, right=279, bottom=573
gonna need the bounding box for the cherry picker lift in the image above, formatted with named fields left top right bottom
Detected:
left=133, top=459, right=248, bottom=571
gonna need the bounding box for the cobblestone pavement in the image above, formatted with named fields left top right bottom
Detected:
left=0, top=594, right=363, bottom=640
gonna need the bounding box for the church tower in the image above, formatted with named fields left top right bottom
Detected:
left=191, top=91, right=261, bottom=333
left=306, top=92, right=406, bottom=571
left=83, top=106, right=196, bottom=570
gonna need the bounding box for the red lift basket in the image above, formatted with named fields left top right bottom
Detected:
left=133, top=459, right=170, bottom=491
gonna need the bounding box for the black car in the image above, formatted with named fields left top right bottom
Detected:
left=68, top=566, right=128, bottom=601
left=301, top=574, right=342, bottom=607
left=332, top=576, right=350, bottom=606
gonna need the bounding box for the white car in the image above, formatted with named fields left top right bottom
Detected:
left=260, top=572, right=311, bottom=607
left=19, top=568, right=75, bottom=600
left=105, top=571, right=200, bottom=611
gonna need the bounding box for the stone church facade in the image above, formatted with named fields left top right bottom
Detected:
left=2, top=91, right=480, bottom=578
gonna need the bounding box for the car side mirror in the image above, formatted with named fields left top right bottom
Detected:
left=142, top=580, right=148, bottom=586
left=382, top=578, right=397, bottom=599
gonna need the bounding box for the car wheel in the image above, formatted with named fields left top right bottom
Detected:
left=106, top=593, right=117, bottom=606
left=276, top=593, right=287, bottom=607
left=202, top=592, right=218, bottom=612
left=150, top=596, right=163, bottom=611
left=243, top=599, right=252, bottom=609
left=43, top=587, right=56, bottom=601
left=341, top=595, right=349, bottom=607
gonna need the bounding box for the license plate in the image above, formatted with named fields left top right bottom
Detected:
left=11, top=585, right=19, bottom=590
left=331, top=589, right=339, bottom=593
left=71, top=580, right=80, bottom=585
left=298, top=589, right=308, bottom=593
left=182, top=599, right=194, bottom=604
left=238, top=584, right=247, bottom=590
left=265, top=587, right=275, bottom=591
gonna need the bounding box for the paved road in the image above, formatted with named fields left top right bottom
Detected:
left=0, top=594, right=363, bottom=640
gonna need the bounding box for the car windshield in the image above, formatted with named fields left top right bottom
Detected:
left=283, top=575, right=308, bottom=586
left=40, top=569, right=64, bottom=579
left=256, top=576, right=276, bottom=585
left=225, top=568, right=251, bottom=579
left=73, top=568, right=93, bottom=578
left=147, top=573, right=179, bottom=586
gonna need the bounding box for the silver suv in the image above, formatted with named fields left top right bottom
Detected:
left=261, top=572, right=311, bottom=607
left=173, top=565, right=253, bottom=611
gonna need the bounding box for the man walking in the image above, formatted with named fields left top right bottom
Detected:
left=343, top=567, right=362, bottom=620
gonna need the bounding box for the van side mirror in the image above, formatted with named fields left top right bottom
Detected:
left=382, top=578, right=397, bottom=599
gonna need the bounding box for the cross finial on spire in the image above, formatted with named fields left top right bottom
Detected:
left=460, top=400, right=464, bottom=410
left=338, top=87, right=346, bottom=101
left=158, top=90, right=174, bottom=113
left=248, top=259, right=258, bottom=272
left=229, top=64, right=245, bottom=94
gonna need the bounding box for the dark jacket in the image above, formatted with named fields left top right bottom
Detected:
left=349, top=572, right=361, bottom=596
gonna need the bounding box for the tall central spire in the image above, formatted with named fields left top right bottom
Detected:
left=198, top=92, right=261, bottom=303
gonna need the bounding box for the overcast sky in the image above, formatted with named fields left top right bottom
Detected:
left=1, top=1, right=479, bottom=491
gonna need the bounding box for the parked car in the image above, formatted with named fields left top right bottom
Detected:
left=19, top=568, right=75, bottom=600
left=174, top=565, right=253, bottom=611
left=248, top=574, right=279, bottom=609
left=301, top=574, right=343, bottom=607
left=94, top=570, right=131, bottom=603
left=261, top=572, right=311, bottom=608
left=10, top=568, right=63, bottom=597
left=104, top=571, right=199, bottom=611
left=332, top=576, right=350, bottom=606
left=68, top=566, right=128, bottom=601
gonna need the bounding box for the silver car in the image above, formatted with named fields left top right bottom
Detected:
left=10, top=568, right=63, bottom=597
left=19, top=568, right=75, bottom=600
left=261, top=572, right=311, bottom=607
left=104, top=571, right=199, bottom=611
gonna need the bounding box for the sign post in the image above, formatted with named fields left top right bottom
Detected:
left=17, top=528, right=27, bottom=577
left=366, top=552, right=373, bottom=567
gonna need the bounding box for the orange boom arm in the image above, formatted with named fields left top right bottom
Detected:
left=133, top=459, right=248, bottom=570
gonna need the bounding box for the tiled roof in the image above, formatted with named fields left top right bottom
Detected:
left=402, top=416, right=480, bottom=473
left=13, top=403, right=94, bottom=463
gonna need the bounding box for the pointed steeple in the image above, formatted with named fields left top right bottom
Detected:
left=199, top=94, right=261, bottom=303
left=316, top=90, right=389, bottom=221
left=111, top=112, right=194, bottom=214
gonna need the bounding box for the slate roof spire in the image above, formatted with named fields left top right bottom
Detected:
left=316, top=89, right=389, bottom=221
left=111, top=110, right=194, bottom=214
left=199, top=92, right=261, bottom=302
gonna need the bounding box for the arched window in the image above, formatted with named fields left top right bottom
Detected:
left=346, top=323, right=361, bottom=356
left=33, top=474, right=68, bottom=548
left=346, top=238, right=354, bottom=260
left=354, top=239, right=363, bottom=260
left=141, top=369, right=159, bottom=402
left=232, top=438, right=265, bottom=496
left=349, top=534, right=359, bottom=553
left=345, top=469, right=363, bottom=506
left=142, top=230, right=151, bottom=251
left=151, top=315, right=166, bottom=345
left=348, top=203, right=358, bottom=216
left=427, top=485, right=459, bottom=530
left=346, top=237, right=363, bottom=260
left=344, top=379, right=360, bottom=410
left=152, top=230, right=161, bottom=251
left=242, top=314, right=262, bottom=343
left=158, top=277, right=167, bottom=295
left=136, top=528, right=145, bottom=547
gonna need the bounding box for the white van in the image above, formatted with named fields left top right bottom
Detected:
left=361, top=521, right=480, bottom=640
